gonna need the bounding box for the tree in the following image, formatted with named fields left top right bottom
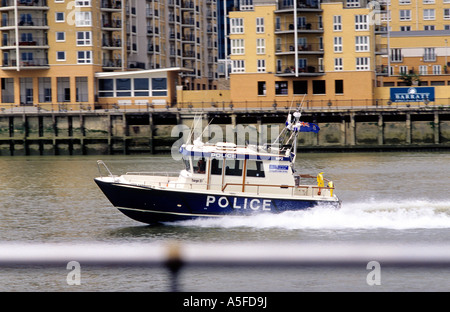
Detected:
left=399, top=72, right=421, bottom=86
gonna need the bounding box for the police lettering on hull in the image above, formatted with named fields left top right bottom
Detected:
left=205, top=195, right=273, bottom=212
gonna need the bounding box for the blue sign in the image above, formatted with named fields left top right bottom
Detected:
left=390, top=87, right=435, bottom=102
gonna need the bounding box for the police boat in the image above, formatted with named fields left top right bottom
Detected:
left=94, top=110, right=341, bottom=224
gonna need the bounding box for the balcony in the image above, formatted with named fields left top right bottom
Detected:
left=2, top=57, right=49, bottom=69
left=102, top=39, right=122, bottom=49
left=147, top=44, right=160, bottom=54
left=276, top=61, right=324, bottom=76
left=1, top=37, right=48, bottom=48
left=101, top=0, right=122, bottom=11
left=375, top=44, right=388, bottom=55
left=1, top=0, right=49, bottom=9
left=103, top=59, right=122, bottom=69
left=275, top=42, right=323, bottom=54
left=276, top=0, right=320, bottom=11
left=274, top=21, right=323, bottom=33
left=101, top=19, right=122, bottom=30
left=1, top=17, right=48, bottom=29
left=183, top=50, right=196, bottom=58
left=181, top=1, right=194, bottom=10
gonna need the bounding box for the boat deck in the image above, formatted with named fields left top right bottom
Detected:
left=109, top=173, right=337, bottom=200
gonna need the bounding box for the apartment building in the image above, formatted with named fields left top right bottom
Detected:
left=378, top=0, right=450, bottom=88
left=0, top=0, right=219, bottom=109
left=226, top=0, right=388, bottom=107
left=225, top=0, right=449, bottom=107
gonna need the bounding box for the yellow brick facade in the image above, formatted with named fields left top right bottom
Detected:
left=227, top=0, right=385, bottom=108
left=0, top=0, right=218, bottom=110
left=224, top=0, right=450, bottom=108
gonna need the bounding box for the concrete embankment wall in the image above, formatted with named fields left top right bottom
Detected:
left=0, top=108, right=449, bottom=156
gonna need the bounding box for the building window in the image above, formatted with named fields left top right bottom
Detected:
left=56, top=32, right=65, bottom=42
left=257, top=59, right=266, bottom=72
left=38, top=77, right=52, bottom=103
left=115, top=78, right=131, bottom=97
left=275, top=81, right=288, bottom=95
left=57, top=77, right=71, bottom=102
left=333, top=15, right=342, bottom=31
left=76, top=31, right=92, bottom=46
left=390, top=48, right=403, bottom=62
left=334, top=58, right=343, bottom=71
left=423, top=9, right=435, bottom=20
left=56, top=51, right=66, bottom=61
left=298, top=58, right=307, bottom=71
left=76, top=77, right=88, bottom=102
left=132, top=78, right=148, bottom=96
left=152, top=78, right=167, bottom=96
left=356, top=57, right=370, bottom=71
left=75, top=12, right=92, bottom=26
left=355, top=36, right=369, bottom=52
left=55, top=12, right=65, bottom=22
left=423, top=0, right=435, bottom=3
left=232, top=60, right=245, bottom=73
left=256, top=38, right=265, bottom=54
left=346, top=0, right=360, bottom=7
left=399, top=66, right=408, bottom=75
left=355, top=15, right=368, bottom=30
left=400, top=26, right=411, bottom=31
left=257, top=81, right=266, bottom=96
left=400, top=10, right=411, bottom=21
left=433, top=65, right=442, bottom=75
left=334, top=37, right=343, bottom=52
left=275, top=17, right=281, bottom=31
left=424, top=25, right=435, bottom=30
left=335, top=80, right=344, bottom=94
left=293, top=80, right=308, bottom=95
left=399, top=0, right=411, bottom=4
left=424, top=48, right=436, bottom=61
left=77, top=51, right=92, bottom=64
left=419, top=65, right=428, bottom=75
left=75, top=0, right=91, bottom=6
left=98, top=79, right=114, bottom=97
left=240, top=0, right=254, bottom=11
left=1, top=78, right=14, bottom=103
left=231, top=39, right=244, bottom=55
left=230, top=18, right=244, bottom=34
left=312, top=80, right=326, bottom=94
left=445, top=9, right=450, bottom=20
left=256, top=17, right=264, bottom=33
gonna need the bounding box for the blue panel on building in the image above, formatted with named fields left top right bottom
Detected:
left=390, top=87, right=435, bottom=102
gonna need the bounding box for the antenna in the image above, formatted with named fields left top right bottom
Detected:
left=186, top=113, right=202, bottom=144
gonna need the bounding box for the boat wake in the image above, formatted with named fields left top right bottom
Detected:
left=168, top=199, right=450, bottom=230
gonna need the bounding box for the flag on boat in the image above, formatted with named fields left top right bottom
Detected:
left=298, top=122, right=320, bottom=133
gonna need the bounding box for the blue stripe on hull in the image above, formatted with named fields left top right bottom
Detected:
left=94, top=179, right=339, bottom=224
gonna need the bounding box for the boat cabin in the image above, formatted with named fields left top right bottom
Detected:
left=176, top=141, right=297, bottom=195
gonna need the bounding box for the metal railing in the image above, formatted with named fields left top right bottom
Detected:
left=0, top=242, right=449, bottom=291
left=102, top=172, right=335, bottom=198
left=0, top=99, right=449, bottom=115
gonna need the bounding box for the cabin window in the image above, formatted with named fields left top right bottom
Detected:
left=246, top=160, right=265, bottom=178
left=194, top=157, right=206, bottom=174
left=183, top=156, right=191, bottom=172
left=225, top=159, right=243, bottom=176
left=211, top=158, right=223, bottom=175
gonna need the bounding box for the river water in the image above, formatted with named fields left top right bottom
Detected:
left=0, top=152, right=449, bottom=292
